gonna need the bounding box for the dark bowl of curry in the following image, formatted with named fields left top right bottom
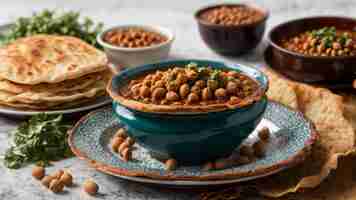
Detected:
left=107, top=60, right=268, bottom=165
left=195, top=3, right=269, bottom=56
left=267, top=16, right=356, bottom=83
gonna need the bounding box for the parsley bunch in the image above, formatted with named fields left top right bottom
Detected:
left=4, top=114, right=73, bottom=169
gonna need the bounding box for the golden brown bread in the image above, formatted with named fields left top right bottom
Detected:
left=0, top=35, right=107, bottom=84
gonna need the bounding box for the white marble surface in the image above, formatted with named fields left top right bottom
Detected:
left=0, top=0, right=356, bottom=199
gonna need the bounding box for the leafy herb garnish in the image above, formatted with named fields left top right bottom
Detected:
left=0, top=9, right=104, bottom=48
left=4, top=114, right=73, bottom=169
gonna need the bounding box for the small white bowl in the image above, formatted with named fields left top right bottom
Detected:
left=97, top=25, right=175, bottom=68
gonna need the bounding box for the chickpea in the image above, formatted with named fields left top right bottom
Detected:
left=116, top=128, right=127, bottom=138
left=152, top=74, right=163, bottom=82
left=338, top=50, right=344, bottom=56
left=83, top=179, right=99, bottom=196
left=186, top=70, right=198, bottom=80
left=125, top=137, right=135, bottom=146
left=215, top=88, right=227, bottom=99
left=207, top=80, right=219, bottom=91
left=253, top=140, right=266, bottom=157
left=32, top=166, right=45, bottom=180
left=195, top=80, right=206, bottom=88
left=179, top=84, right=190, bottom=98
left=121, top=147, right=132, bottom=162
left=41, top=176, right=54, bottom=188
left=176, top=73, right=188, bottom=85
left=142, top=79, right=151, bottom=87
left=167, top=81, right=179, bottom=92
left=165, top=159, right=178, bottom=171
left=310, top=38, right=317, bottom=47
left=139, top=86, right=151, bottom=98
left=59, top=171, right=73, bottom=186
left=144, top=74, right=153, bottom=81
left=332, top=42, right=341, bottom=50
left=226, top=81, right=238, bottom=94
left=229, top=96, right=240, bottom=104
left=331, top=49, right=337, bottom=56
left=130, top=84, right=141, bottom=96
left=118, top=141, right=130, bottom=154
left=49, top=179, right=64, bottom=193
left=152, top=87, right=167, bottom=102
left=187, top=93, right=199, bottom=104
left=111, top=137, right=125, bottom=152
left=166, top=91, right=179, bottom=101
left=190, top=85, right=201, bottom=95
left=52, top=169, right=64, bottom=179
left=153, top=80, right=165, bottom=88
left=258, top=127, right=270, bottom=141
left=202, top=88, right=212, bottom=101
left=239, top=145, right=254, bottom=157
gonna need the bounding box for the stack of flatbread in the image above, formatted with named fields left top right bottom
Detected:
left=0, top=35, right=111, bottom=110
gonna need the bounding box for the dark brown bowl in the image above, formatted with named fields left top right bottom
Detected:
left=194, top=3, right=269, bottom=56
left=267, top=16, right=356, bottom=83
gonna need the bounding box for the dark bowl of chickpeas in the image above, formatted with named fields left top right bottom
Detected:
left=107, top=60, right=268, bottom=165
left=267, top=16, right=356, bottom=83
left=195, top=3, right=269, bottom=56
left=97, top=25, right=174, bottom=68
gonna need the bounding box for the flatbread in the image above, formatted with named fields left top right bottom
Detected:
left=255, top=71, right=355, bottom=197
left=269, top=153, right=356, bottom=200
left=0, top=69, right=110, bottom=94
left=262, top=68, right=298, bottom=110
left=0, top=80, right=106, bottom=104
left=200, top=69, right=356, bottom=199
left=0, top=35, right=107, bottom=84
left=0, top=93, right=105, bottom=110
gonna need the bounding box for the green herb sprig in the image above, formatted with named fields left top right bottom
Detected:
left=4, top=114, right=73, bottom=169
left=0, top=9, right=104, bottom=48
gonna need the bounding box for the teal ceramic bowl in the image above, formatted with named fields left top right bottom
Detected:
left=108, top=60, right=268, bottom=165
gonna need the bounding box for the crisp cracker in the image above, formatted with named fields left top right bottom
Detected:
left=268, top=153, right=356, bottom=200
left=262, top=68, right=299, bottom=110
left=199, top=70, right=356, bottom=200
left=255, top=69, right=355, bottom=198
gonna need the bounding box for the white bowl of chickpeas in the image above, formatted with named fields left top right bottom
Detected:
left=97, top=25, right=175, bottom=68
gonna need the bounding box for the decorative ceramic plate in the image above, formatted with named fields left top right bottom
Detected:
left=69, top=101, right=317, bottom=186
left=0, top=23, right=112, bottom=117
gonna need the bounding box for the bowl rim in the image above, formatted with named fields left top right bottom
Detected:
left=97, top=24, right=175, bottom=52
left=194, top=3, right=269, bottom=28
left=267, top=15, right=356, bottom=60
left=107, top=59, right=269, bottom=115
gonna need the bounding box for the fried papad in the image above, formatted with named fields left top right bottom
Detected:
left=269, top=152, right=356, bottom=200
left=0, top=35, right=107, bottom=85
left=255, top=69, right=355, bottom=198
left=200, top=70, right=356, bottom=200
left=262, top=68, right=299, bottom=110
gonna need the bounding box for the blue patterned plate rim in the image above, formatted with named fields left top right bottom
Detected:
left=68, top=101, right=317, bottom=184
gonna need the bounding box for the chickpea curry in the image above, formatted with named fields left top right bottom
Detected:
left=199, top=5, right=265, bottom=26
left=116, top=63, right=262, bottom=113
left=281, top=26, right=356, bottom=56
left=104, top=28, right=168, bottom=48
